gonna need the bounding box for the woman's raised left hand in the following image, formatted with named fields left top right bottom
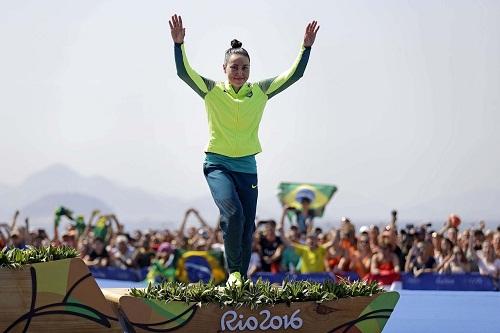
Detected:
left=304, top=20, right=320, bottom=47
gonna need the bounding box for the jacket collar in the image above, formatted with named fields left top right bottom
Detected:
left=224, top=81, right=252, bottom=98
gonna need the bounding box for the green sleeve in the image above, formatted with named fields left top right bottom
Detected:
left=256, top=45, right=311, bottom=99
left=174, top=43, right=216, bottom=98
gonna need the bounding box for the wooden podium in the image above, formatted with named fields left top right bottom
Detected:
left=0, top=258, right=121, bottom=333
left=0, top=257, right=399, bottom=333
left=103, top=288, right=399, bottom=333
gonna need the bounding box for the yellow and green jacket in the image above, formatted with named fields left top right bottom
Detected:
left=174, top=43, right=311, bottom=158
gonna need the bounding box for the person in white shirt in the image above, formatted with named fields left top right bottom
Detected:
left=469, top=231, right=500, bottom=280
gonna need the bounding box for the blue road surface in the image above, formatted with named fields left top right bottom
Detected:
left=97, top=278, right=147, bottom=289
left=96, top=279, right=500, bottom=333
left=383, top=290, right=500, bottom=333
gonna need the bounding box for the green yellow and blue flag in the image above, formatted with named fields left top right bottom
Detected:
left=277, top=182, right=337, bottom=217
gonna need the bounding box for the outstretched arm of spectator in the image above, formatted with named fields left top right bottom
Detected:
left=0, top=228, right=6, bottom=246
left=53, top=217, right=60, bottom=242
left=83, top=254, right=98, bottom=266
left=392, top=253, right=402, bottom=273
left=191, top=208, right=213, bottom=232
left=83, top=210, right=101, bottom=238
left=370, top=254, right=380, bottom=275
left=0, top=223, right=10, bottom=235
left=436, top=254, right=453, bottom=273
left=176, top=208, right=193, bottom=244
left=411, top=256, right=433, bottom=277
left=278, top=206, right=293, bottom=247
left=404, top=246, right=416, bottom=272
left=204, top=215, right=222, bottom=248
left=468, top=229, right=478, bottom=261
left=306, top=217, right=314, bottom=236
left=24, top=218, right=32, bottom=244
left=109, top=214, right=124, bottom=234
left=0, top=223, right=11, bottom=239
left=269, top=244, right=285, bottom=264
left=106, top=216, right=116, bottom=242
left=438, top=219, right=452, bottom=235
left=321, top=230, right=339, bottom=250
left=10, top=210, right=20, bottom=230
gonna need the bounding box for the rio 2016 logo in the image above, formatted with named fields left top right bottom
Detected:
left=220, top=309, right=303, bottom=331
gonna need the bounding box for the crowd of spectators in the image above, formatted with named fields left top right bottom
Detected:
left=1, top=207, right=499, bottom=286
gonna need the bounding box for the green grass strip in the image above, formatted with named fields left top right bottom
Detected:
left=130, top=279, right=384, bottom=309
left=0, top=246, right=79, bottom=268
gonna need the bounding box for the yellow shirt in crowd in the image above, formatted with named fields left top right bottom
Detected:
left=292, top=244, right=327, bottom=273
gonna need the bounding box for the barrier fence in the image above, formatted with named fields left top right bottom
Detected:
left=89, top=264, right=498, bottom=291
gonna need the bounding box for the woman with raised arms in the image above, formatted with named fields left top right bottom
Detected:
left=169, top=14, right=319, bottom=286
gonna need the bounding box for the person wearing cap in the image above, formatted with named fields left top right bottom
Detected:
left=169, top=14, right=319, bottom=287
left=110, top=235, right=135, bottom=269
left=359, top=226, right=369, bottom=235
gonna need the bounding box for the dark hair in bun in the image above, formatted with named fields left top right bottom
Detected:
left=224, top=39, right=250, bottom=65
left=231, top=39, right=242, bottom=48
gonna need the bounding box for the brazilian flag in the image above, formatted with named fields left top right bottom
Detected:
left=54, top=206, right=73, bottom=227
left=277, top=182, right=337, bottom=217
left=93, top=216, right=109, bottom=240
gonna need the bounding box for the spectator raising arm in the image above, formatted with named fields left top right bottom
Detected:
left=24, top=218, right=32, bottom=245
left=83, top=210, right=101, bottom=238
left=175, top=208, right=194, bottom=247
left=278, top=206, right=294, bottom=247
left=109, top=214, right=124, bottom=234
left=10, top=210, right=20, bottom=230
left=0, top=223, right=11, bottom=240
left=320, top=230, right=341, bottom=250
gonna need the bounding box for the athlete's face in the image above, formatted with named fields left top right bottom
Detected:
left=224, top=54, right=250, bottom=91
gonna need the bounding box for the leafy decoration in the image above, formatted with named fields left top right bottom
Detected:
left=130, top=278, right=383, bottom=309
left=0, top=246, right=79, bottom=268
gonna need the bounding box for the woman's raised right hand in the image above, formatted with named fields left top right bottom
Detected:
left=169, top=14, right=185, bottom=44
